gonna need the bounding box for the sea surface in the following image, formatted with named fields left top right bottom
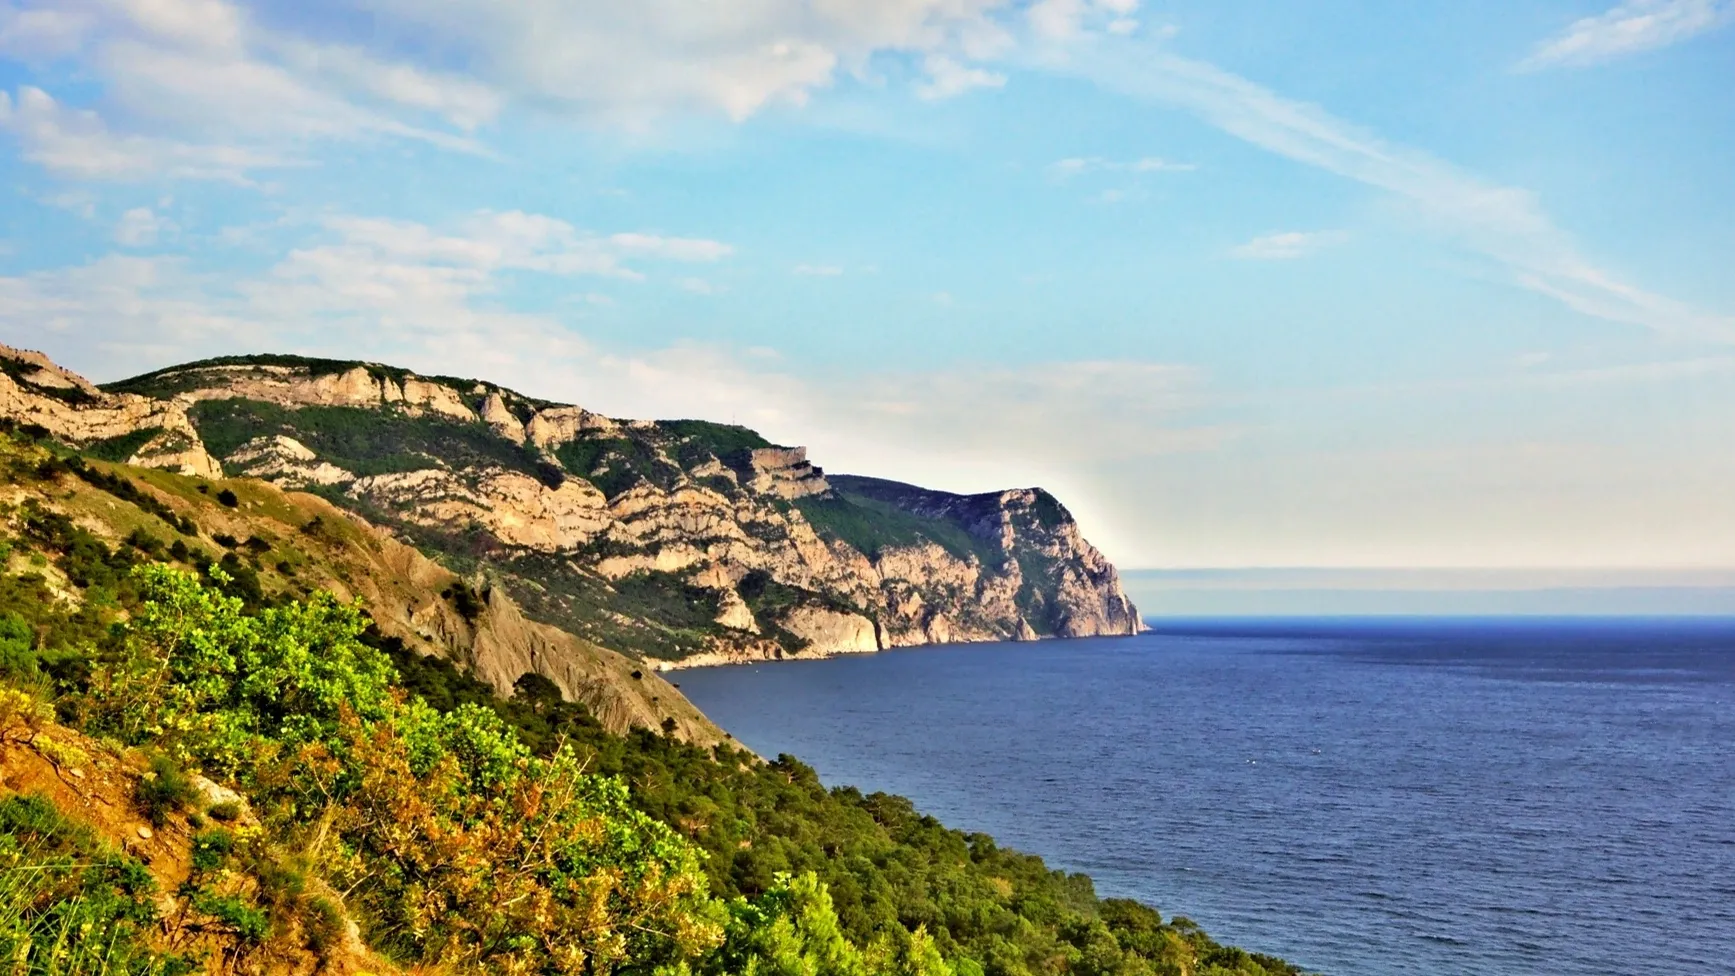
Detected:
left=673, top=619, right=1735, bottom=976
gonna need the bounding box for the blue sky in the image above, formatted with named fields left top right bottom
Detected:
left=1, top=0, right=1732, bottom=583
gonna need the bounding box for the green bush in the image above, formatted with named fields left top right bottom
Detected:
left=135, top=753, right=196, bottom=827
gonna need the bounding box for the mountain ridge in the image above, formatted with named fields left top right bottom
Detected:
left=4, top=346, right=1143, bottom=669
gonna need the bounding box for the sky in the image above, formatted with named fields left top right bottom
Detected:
left=0, top=0, right=1731, bottom=598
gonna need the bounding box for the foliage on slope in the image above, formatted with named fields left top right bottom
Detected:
left=0, top=423, right=1300, bottom=976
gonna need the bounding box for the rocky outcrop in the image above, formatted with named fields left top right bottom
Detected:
left=228, top=435, right=353, bottom=487
left=348, top=467, right=613, bottom=550
left=6, top=351, right=1145, bottom=671
left=742, top=447, right=830, bottom=499
left=0, top=343, right=223, bottom=479
left=780, top=606, right=879, bottom=654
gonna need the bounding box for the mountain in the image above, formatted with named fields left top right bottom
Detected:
left=3, top=346, right=1142, bottom=668
left=0, top=420, right=1297, bottom=976
left=0, top=413, right=723, bottom=744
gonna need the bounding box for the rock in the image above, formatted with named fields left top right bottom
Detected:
left=191, top=774, right=245, bottom=811
left=228, top=435, right=353, bottom=486
left=525, top=406, right=620, bottom=450
left=0, top=343, right=223, bottom=479
left=743, top=447, right=830, bottom=499
left=480, top=392, right=526, bottom=444
left=713, top=588, right=760, bottom=633
left=2, top=349, right=1147, bottom=672
left=401, top=378, right=476, bottom=421
left=136, top=826, right=153, bottom=839
left=779, top=606, right=880, bottom=656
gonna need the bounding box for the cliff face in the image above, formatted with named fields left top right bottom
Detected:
left=7, top=349, right=1143, bottom=667
left=0, top=343, right=223, bottom=479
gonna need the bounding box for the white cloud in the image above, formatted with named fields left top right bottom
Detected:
left=1032, top=37, right=1735, bottom=340
left=274, top=40, right=503, bottom=131
left=915, top=54, right=1007, bottom=99
left=0, top=3, right=93, bottom=59
left=1231, top=230, right=1344, bottom=260
left=314, top=0, right=1020, bottom=123
left=0, top=0, right=489, bottom=183
left=1519, top=0, right=1735, bottom=70
left=678, top=278, right=721, bottom=295
left=609, top=233, right=734, bottom=262
left=0, top=86, right=288, bottom=181
left=35, top=189, right=97, bottom=218
left=1051, top=155, right=1195, bottom=176
left=113, top=206, right=171, bottom=246
left=793, top=264, right=845, bottom=276
left=1028, top=0, right=1146, bottom=41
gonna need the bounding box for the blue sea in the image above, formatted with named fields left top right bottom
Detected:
left=674, top=620, right=1735, bottom=976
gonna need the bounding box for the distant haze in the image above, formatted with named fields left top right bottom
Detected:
left=1125, top=569, right=1735, bottom=617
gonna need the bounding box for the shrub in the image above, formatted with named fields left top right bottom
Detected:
left=191, top=892, right=269, bottom=943
left=135, top=753, right=196, bottom=827
left=0, top=612, right=38, bottom=679
left=216, top=488, right=240, bottom=508
left=190, top=827, right=236, bottom=873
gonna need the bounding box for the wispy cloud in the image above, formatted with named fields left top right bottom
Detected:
left=915, top=55, right=1006, bottom=100
left=0, top=86, right=290, bottom=182
left=1518, top=0, right=1735, bottom=70
left=1231, top=230, right=1344, bottom=260
left=1031, top=37, right=1734, bottom=341
left=113, top=206, right=172, bottom=246
left=1050, top=155, right=1194, bottom=177
left=792, top=264, right=845, bottom=277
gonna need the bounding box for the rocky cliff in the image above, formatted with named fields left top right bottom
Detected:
left=5, top=349, right=1143, bottom=668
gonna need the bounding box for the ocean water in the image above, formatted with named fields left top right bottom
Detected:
left=673, top=620, right=1735, bottom=976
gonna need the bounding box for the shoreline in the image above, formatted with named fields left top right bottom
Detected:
left=649, top=627, right=1149, bottom=671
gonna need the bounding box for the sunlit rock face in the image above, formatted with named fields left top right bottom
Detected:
left=4, top=350, right=1143, bottom=666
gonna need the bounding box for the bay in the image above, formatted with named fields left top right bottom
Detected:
left=674, top=620, right=1735, bottom=976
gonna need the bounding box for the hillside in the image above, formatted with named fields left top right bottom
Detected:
left=0, top=420, right=1301, bottom=976
left=0, top=417, right=721, bottom=745
left=4, top=346, right=1142, bottom=668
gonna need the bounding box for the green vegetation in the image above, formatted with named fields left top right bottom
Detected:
left=0, top=794, right=188, bottom=975
left=100, top=354, right=376, bottom=398
left=81, top=427, right=165, bottom=463
left=554, top=433, right=688, bottom=498
left=0, top=430, right=1301, bottom=976
left=103, top=355, right=561, bottom=415
left=188, top=399, right=552, bottom=482
left=0, top=358, right=99, bottom=406
left=660, top=419, right=773, bottom=465
left=795, top=492, right=998, bottom=564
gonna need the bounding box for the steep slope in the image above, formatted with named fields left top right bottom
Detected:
left=0, top=427, right=724, bottom=745
left=7, top=348, right=1143, bottom=667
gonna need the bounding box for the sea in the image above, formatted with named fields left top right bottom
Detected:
left=673, top=620, right=1735, bottom=976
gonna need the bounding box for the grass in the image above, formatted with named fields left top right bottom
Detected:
left=553, top=434, right=686, bottom=498
left=793, top=492, right=999, bottom=563
left=188, top=399, right=548, bottom=481
left=0, top=794, right=184, bottom=976
left=78, top=428, right=164, bottom=464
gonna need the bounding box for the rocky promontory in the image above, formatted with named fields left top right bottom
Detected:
left=4, top=349, right=1143, bottom=668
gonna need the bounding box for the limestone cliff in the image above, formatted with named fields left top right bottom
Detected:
left=7, top=349, right=1143, bottom=669
left=0, top=343, right=222, bottom=479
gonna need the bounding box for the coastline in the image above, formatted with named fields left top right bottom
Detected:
left=650, top=626, right=1150, bottom=671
